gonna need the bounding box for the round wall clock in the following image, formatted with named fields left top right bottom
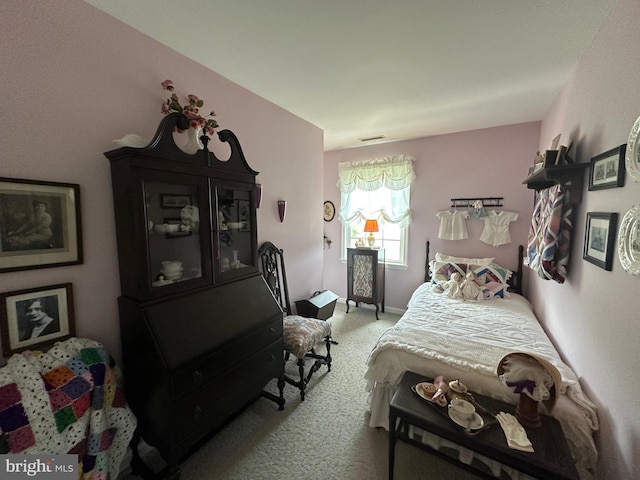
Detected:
left=323, top=201, right=335, bottom=222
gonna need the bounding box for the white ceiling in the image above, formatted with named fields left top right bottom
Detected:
left=84, top=0, right=618, bottom=151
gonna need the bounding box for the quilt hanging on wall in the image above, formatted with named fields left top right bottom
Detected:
left=527, top=184, right=572, bottom=283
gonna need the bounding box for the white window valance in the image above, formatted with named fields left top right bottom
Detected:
left=337, top=155, right=416, bottom=193
left=337, top=155, right=415, bottom=226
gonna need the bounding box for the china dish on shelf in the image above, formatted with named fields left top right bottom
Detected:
left=448, top=405, right=484, bottom=430
left=618, top=205, right=640, bottom=275
left=626, top=115, right=640, bottom=183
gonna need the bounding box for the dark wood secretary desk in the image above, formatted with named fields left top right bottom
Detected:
left=346, top=247, right=385, bottom=319
left=106, top=113, right=285, bottom=480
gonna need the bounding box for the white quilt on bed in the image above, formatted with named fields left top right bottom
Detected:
left=365, top=283, right=598, bottom=478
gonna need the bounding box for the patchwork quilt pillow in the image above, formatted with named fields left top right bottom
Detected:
left=429, top=261, right=512, bottom=298
left=482, top=281, right=509, bottom=299
left=429, top=261, right=472, bottom=284
left=472, top=264, right=513, bottom=287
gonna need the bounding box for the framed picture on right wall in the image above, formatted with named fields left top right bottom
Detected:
left=583, top=212, right=618, bottom=271
left=588, top=145, right=626, bottom=191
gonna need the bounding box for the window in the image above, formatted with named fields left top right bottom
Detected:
left=337, top=156, right=415, bottom=266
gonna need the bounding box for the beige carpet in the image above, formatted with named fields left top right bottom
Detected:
left=120, top=302, right=483, bottom=480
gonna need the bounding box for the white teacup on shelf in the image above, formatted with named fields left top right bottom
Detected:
left=161, top=260, right=183, bottom=280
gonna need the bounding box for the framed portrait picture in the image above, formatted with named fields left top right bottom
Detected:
left=160, top=194, right=192, bottom=208
left=588, top=145, right=626, bottom=191
left=1, top=283, right=75, bottom=355
left=0, top=177, right=83, bottom=273
left=583, top=212, right=618, bottom=271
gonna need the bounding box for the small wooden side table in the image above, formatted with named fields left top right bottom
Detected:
left=389, top=371, right=579, bottom=480
left=346, top=248, right=385, bottom=319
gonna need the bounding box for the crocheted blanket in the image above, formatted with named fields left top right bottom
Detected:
left=0, top=338, right=136, bottom=479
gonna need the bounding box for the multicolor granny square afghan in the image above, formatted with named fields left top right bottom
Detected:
left=0, top=338, right=136, bottom=479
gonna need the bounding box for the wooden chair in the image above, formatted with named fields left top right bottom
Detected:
left=258, top=241, right=332, bottom=401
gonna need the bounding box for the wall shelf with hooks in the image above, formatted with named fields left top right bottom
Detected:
left=522, top=163, right=588, bottom=203
left=450, top=197, right=504, bottom=208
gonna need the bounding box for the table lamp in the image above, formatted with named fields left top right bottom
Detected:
left=364, top=219, right=379, bottom=247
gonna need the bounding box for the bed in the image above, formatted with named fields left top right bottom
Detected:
left=365, top=243, right=598, bottom=479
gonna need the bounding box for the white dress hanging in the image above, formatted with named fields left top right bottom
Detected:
left=479, top=210, right=519, bottom=246
left=470, top=199, right=488, bottom=218
left=437, top=209, right=470, bottom=240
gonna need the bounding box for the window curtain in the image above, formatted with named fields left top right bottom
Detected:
left=337, top=155, right=415, bottom=226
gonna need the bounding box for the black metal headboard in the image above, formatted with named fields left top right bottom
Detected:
left=424, top=240, right=524, bottom=295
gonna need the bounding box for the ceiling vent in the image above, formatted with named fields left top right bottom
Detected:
left=359, top=135, right=386, bottom=142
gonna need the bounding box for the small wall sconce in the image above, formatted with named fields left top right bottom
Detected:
left=277, top=200, right=287, bottom=222
left=255, top=183, right=263, bottom=208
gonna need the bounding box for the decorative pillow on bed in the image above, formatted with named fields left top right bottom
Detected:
left=429, top=261, right=512, bottom=298
left=430, top=261, right=475, bottom=283
left=472, top=264, right=513, bottom=286
left=482, top=281, right=509, bottom=298
left=435, top=252, right=495, bottom=266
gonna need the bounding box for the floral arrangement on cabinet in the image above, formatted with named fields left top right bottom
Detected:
left=161, top=79, right=219, bottom=135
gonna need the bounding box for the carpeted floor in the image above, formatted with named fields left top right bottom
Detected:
left=120, top=302, right=483, bottom=480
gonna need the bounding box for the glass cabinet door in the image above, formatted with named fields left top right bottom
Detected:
left=143, top=179, right=208, bottom=291
left=215, top=185, right=256, bottom=279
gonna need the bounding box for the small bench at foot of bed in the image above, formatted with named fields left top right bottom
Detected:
left=389, top=371, right=579, bottom=480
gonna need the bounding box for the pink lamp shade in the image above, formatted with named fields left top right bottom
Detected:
left=364, top=219, right=378, bottom=246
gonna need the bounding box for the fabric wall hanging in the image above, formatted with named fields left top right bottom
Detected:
left=527, top=185, right=573, bottom=283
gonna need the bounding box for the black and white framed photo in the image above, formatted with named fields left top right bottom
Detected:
left=588, top=145, right=626, bottom=191
left=0, top=283, right=75, bottom=355
left=0, top=177, right=83, bottom=273
left=583, top=212, right=618, bottom=271
left=160, top=193, right=192, bottom=208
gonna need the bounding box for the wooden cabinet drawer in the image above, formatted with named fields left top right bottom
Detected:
left=169, top=340, right=283, bottom=442
left=171, top=318, right=282, bottom=400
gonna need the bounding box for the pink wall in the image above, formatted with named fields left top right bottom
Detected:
left=530, top=0, right=640, bottom=478
left=0, top=1, right=324, bottom=363
left=2, top=0, right=637, bottom=477
left=323, top=122, right=540, bottom=309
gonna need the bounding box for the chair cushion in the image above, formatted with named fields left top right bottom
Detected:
left=283, top=315, right=331, bottom=359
